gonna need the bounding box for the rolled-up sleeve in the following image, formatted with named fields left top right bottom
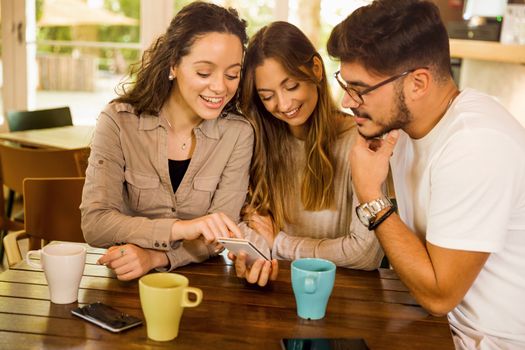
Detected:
left=162, top=239, right=216, bottom=271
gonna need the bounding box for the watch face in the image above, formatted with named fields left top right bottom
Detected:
left=356, top=197, right=393, bottom=227
left=356, top=206, right=372, bottom=226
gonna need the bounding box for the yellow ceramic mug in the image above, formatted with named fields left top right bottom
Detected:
left=139, top=273, right=203, bottom=341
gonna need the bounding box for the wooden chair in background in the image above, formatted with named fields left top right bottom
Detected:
left=6, top=106, right=73, bottom=132
left=2, top=177, right=86, bottom=267
left=4, top=106, right=74, bottom=219
left=0, top=143, right=88, bottom=259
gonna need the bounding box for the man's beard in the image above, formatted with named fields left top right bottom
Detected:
left=353, top=88, right=413, bottom=140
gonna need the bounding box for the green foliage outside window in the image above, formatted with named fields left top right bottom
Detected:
left=36, top=0, right=140, bottom=73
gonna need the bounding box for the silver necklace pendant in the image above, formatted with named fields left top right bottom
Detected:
left=163, top=116, right=192, bottom=151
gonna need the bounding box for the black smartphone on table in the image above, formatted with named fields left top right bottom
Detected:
left=71, top=302, right=142, bottom=333
left=280, top=338, right=370, bottom=350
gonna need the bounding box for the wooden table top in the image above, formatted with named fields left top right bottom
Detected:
left=0, top=245, right=453, bottom=350
left=0, top=125, right=94, bottom=150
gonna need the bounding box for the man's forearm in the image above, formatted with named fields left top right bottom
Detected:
left=373, top=213, right=447, bottom=315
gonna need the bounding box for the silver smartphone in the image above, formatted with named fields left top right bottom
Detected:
left=218, top=237, right=270, bottom=266
left=71, top=302, right=142, bottom=333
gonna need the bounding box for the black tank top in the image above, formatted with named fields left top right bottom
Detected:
left=168, top=159, right=191, bottom=193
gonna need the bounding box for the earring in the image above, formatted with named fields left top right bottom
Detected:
left=168, top=74, right=174, bottom=81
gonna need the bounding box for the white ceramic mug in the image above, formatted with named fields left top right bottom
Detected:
left=26, top=243, right=87, bottom=304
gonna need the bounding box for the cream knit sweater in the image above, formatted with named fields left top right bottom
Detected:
left=242, top=126, right=384, bottom=270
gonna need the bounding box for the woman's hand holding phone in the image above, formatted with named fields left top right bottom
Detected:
left=229, top=251, right=279, bottom=287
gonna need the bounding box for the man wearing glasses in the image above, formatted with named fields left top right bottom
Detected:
left=327, top=1, right=525, bottom=349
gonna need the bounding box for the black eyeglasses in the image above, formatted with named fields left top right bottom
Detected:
left=334, top=67, right=427, bottom=105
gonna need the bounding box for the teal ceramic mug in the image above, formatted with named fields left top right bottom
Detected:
left=291, top=258, right=336, bottom=320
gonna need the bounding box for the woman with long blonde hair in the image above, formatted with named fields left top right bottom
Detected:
left=232, top=21, right=383, bottom=286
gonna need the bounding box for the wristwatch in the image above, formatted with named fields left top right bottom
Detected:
left=356, top=196, right=393, bottom=228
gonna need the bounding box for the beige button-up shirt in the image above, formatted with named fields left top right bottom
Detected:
left=80, top=102, right=254, bottom=269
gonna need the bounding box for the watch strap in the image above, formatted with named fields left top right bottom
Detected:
left=368, top=203, right=397, bottom=231
left=356, top=196, right=394, bottom=228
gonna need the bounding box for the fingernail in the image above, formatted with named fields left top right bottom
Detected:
left=390, top=129, right=399, bottom=139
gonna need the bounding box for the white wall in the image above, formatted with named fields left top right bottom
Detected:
left=460, top=59, right=525, bottom=127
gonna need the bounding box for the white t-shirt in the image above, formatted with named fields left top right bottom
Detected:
left=391, top=88, right=525, bottom=349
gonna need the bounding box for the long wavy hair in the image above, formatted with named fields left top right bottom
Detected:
left=240, top=21, right=341, bottom=231
left=114, top=1, right=248, bottom=116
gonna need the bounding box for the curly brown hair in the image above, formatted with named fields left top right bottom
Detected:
left=115, top=1, right=248, bottom=116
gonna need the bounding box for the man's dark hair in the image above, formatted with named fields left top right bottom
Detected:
left=327, top=0, right=451, bottom=80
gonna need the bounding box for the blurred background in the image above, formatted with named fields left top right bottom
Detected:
left=1, top=0, right=524, bottom=128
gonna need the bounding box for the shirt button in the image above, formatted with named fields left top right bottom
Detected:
left=171, top=208, right=175, bottom=212
left=162, top=242, right=167, bottom=248
left=154, top=242, right=160, bottom=247
left=98, top=159, right=104, bottom=165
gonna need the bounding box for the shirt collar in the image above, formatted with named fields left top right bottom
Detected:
left=112, top=103, right=158, bottom=131
left=139, top=113, right=161, bottom=131
left=195, top=118, right=220, bottom=140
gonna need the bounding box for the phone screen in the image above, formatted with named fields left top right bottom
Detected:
left=72, top=302, right=142, bottom=333
left=280, top=338, right=370, bottom=350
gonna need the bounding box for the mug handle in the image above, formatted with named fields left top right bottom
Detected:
left=182, top=287, right=203, bottom=308
left=304, top=276, right=317, bottom=294
left=26, top=250, right=43, bottom=269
